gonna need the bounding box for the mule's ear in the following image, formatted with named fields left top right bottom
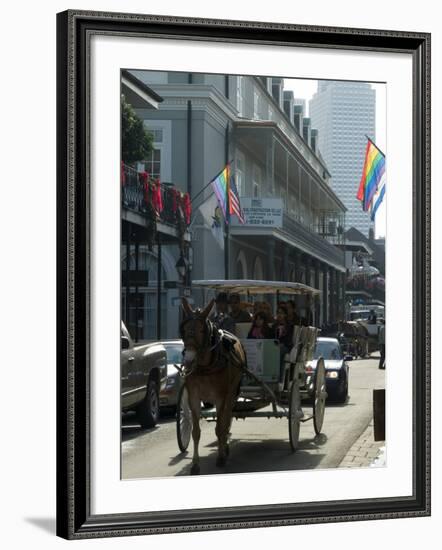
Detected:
left=201, top=298, right=215, bottom=319
left=181, top=297, right=193, bottom=316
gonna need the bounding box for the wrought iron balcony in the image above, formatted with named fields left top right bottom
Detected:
left=281, top=213, right=345, bottom=268
left=121, top=164, right=191, bottom=229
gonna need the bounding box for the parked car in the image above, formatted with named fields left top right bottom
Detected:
left=159, top=339, right=214, bottom=413
left=159, top=340, right=184, bottom=413
left=305, top=337, right=351, bottom=403
left=121, top=321, right=167, bottom=428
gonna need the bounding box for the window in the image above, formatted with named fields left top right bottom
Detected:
left=236, top=76, right=245, bottom=117
left=236, top=250, right=248, bottom=279
left=142, top=121, right=171, bottom=181
left=253, top=256, right=264, bottom=280
left=235, top=151, right=245, bottom=196
left=253, top=90, right=260, bottom=119
left=272, top=83, right=281, bottom=105
left=252, top=164, right=262, bottom=198
left=144, top=148, right=161, bottom=179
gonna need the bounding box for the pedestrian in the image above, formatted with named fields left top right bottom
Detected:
left=378, top=319, right=385, bottom=369
left=368, top=309, right=377, bottom=324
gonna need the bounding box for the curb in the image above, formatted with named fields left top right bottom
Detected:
left=338, top=420, right=385, bottom=468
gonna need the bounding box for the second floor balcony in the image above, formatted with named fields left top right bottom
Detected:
left=230, top=196, right=345, bottom=270
left=121, top=163, right=191, bottom=242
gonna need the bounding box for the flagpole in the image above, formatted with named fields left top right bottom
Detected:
left=190, top=179, right=214, bottom=204
left=365, top=134, right=386, bottom=157
left=192, top=158, right=236, bottom=206
left=224, top=124, right=231, bottom=279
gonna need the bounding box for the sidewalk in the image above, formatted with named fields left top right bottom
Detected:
left=338, top=420, right=386, bottom=468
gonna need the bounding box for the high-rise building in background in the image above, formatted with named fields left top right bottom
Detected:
left=309, top=81, right=376, bottom=237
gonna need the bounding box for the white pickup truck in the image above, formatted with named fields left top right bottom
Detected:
left=121, top=321, right=167, bottom=428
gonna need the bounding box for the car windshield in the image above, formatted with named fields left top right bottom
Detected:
left=314, top=340, right=343, bottom=360
left=164, top=344, right=183, bottom=363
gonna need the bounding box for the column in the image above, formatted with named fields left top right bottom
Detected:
left=330, top=269, right=337, bottom=324
left=322, top=264, right=329, bottom=326
left=156, top=233, right=162, bottom=340
left=337, top=271, right=344, bottom=321
left=304, top=255, right=312, bottom=287
left=293, top=250, right=301, bottom=283
left=267, top=239, right=275, bottom=281
left=282, top=244, right=289, bottom=282
left=266, top=136, right=275, bottom=196
left=267, top=239, right=276, bottom=309
left=314, top=259, right=321, bottom=327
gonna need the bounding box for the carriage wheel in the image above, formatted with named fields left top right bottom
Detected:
left=176, top=385, right=192, bottom=452
left=313, top=357, right=327, bottom=435
left=288, top=380, right=302, bottom=451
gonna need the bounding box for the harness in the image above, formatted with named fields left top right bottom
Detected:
left=179, top=313, right=241, bottom=377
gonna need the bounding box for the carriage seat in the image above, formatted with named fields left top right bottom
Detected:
left=288, top=325, right=319, bottom=363
left=235, top=322, right=252, bottom=339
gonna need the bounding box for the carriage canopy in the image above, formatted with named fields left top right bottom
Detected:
left=191, top=279, right=321, bottom=296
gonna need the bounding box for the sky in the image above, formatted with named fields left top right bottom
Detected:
left=282, top=78, right=386, bottom=238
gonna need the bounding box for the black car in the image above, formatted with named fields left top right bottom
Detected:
left=306, top=337, right=351, bottom=402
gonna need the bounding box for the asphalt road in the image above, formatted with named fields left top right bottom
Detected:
left=122, top=354, right=385, bottom=479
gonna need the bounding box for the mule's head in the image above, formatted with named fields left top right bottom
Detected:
left=180, top=298, right=215, bottom=363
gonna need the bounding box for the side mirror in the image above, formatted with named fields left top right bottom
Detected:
left=121, top=336, right=130, bottom=350
left=345, top=355, right=353, bottom=361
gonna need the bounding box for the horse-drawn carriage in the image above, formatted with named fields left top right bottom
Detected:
left=176, top=279, right=327, bottom=474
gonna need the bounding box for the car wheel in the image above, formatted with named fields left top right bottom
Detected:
left=137, top=379, right=159, bottom=429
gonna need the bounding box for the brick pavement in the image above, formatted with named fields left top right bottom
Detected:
left=338, top=420, right=385, bottom=468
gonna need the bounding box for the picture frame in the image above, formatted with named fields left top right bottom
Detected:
left=56, top=9, right=431, bottom=540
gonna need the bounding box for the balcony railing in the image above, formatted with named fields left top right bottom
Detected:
left=282, top=213, right=345, bottom=268
left=121, top=164, right=191, bottom=229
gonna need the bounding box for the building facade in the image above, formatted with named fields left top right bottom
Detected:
left=127, top=71, right=348, bottom=338
left=309, top=80, right=376, bottom=237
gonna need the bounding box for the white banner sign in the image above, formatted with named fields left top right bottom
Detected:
left=232, top=197, right=283, bottom=227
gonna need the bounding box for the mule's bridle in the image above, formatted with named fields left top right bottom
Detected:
left=180, top=313, right=222, bottom=371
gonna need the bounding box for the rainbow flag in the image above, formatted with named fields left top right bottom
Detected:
left=210, top=164, right=230, bottom=221
left=356, top=139, right=386, bottom=212
left=370, top=174, right=386, bottom=221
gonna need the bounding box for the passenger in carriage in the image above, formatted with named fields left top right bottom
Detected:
left=253, top=301, right=275, bottom=325
left=247, top=311, right=275, bottom=340
left=275, top=304, right=295, bottom=382
left=301, top=293, right=315, bottom=327
left=275, top=304, right=294, bottom=350
left=285, top=299, right=301, bottom=326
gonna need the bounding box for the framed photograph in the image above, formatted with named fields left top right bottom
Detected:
left=56, top=10, right=430, bottom=539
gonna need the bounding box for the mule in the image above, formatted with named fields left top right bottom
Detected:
left=180, top=297, right=246, bottom=475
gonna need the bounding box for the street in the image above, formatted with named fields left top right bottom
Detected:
left=122, top=354, right=385, bottom=479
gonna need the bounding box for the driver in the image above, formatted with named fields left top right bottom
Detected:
left=228, top=293, right=252, bottom=323
left=211, top=292, right=236, bottom=334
